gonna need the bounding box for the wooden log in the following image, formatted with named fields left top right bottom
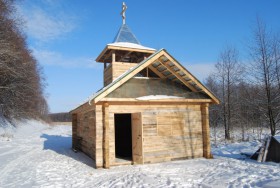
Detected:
left=201, top=103, right=211, bottom=159
left=102, top=103, right=110, bottom=168
left=262, top=136, right=271, bottom=162
left=257, top=145, right=265, bottom=162
left=72, top=113, right=78, bottom=150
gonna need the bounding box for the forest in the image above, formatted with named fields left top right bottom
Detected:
left=0, top=0, right=48, bottom=121
left=205, top=18, right=280, bottom=140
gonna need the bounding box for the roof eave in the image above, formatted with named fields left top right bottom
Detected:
left=95, top=44, right=156, bottom=63
left=95, top=46, right=109, bottom=63
left=107, top=44, right=156, bottom=53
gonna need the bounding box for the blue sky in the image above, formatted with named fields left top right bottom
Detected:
left=16, top=0, right=280, bottom=113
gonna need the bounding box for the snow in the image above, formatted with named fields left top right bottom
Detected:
left=1, top=120, right=280, bottom=187
left=108, top=42, right=155, bottom=51
left=136, top=95, right=184, bottom=100
left=273, top=135, right=280, bottom=143
left=263, top=180, right=280, bottom=188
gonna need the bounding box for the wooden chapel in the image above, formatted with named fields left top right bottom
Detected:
left=71, top=2, right=219, bottom=168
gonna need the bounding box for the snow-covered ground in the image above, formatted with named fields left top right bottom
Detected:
left=0, top=120, right=280, bottom=188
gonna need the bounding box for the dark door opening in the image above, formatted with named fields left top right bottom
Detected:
left=114, top=114, right=132, bottom=160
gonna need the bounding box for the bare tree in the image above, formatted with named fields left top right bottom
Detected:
left=212, top=46, right=244, bottom=140
left=205, top=75, right=222, bottom=145
left=249, top=18, right=280, bottom=136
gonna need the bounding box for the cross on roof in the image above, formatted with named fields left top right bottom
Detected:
left=120, top=2, right=127, bottom=25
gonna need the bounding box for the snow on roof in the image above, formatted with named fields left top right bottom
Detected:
left=107, top=42, right=155, bottom=51
left=274, top=135, right=280, bottom=143
left=136, top=95, right=184, bottom=100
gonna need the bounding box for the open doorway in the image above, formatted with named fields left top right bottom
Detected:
left=114, top=114, right=132, bottom=161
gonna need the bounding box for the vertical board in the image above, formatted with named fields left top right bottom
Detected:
left=103, top=103, right=110, bottom=168
left=132, top=113, right=143, bottom=164
left=201, top=104, right=211, bottom=158
left=72, top=113, right=78, bottom=150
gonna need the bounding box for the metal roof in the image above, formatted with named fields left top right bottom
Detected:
left=113, top=24, right=140, bottom=44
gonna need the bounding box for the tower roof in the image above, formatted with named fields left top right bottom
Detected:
left=113, top=24, right=140, bottom=44
left=106, top=23, right=155, bottom=52
left=95, top=3, right=156, bottom=63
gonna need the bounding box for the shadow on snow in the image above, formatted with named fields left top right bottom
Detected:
left=40, top=134, right=95, bottom=168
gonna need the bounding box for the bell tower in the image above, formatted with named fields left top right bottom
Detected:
left=95, top=2, right=156, bottom=86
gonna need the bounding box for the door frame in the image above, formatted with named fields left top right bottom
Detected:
left=131, top=112, right=143, bottom=164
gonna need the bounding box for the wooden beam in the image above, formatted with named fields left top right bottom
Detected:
left=100, top=98, right=212, bottom=103
left=103, top=50, right=114, bottom=63
left=118, top=51, right=132, bottom=62
left=158, top=59, right=198, bottom=92
left=107, top=45, right=156, bottom=54
left=162, top=52, right=220, bottom=104
left=201, top=103, right=212, bottom=159
left=167, top=73, right=175, bottom=78
left=94, top=50, right=166, bottom=103
left=95, top=46, right=108, bottom=63
left=172, top=77, right=178, bottom=81
left=94, top=49, right=219, bottom=104
left=97, top=101, right=204, bottom=106
left=102, top=103, right=110, bottom=168
left=72, top=113, right=78, bottom=150
left=112, top=51, right=115, bottom=63
left=148, top=65, right=165, bottom=78
left=156, top=64, right=166, bottom=71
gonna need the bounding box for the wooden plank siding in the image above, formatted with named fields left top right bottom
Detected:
left=104, top=103, right=204, bottom=166
left=104, top=62, right=138, bottom=87
left=104, top=64, right=112, bottom=86
left=73, top=102, right=210, bottom=168
left=76, top=110, right=96, bottom=159
left=72, top=114, right=78, bottom=150
left=71, top=103, right=97, bottom=167
left=112, top=62, right=138, bottom=81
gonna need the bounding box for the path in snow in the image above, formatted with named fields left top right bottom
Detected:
left=0, top=120, right=280, bottom=188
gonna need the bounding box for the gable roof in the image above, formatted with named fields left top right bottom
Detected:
left=88, top=49, right=220, bottom=105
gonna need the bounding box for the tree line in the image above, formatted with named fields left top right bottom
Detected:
left=0, top=0, right=48, bottom=122
left=206, top=18, right=280, bottom=140
left=49, top=113, right=71, bottom=122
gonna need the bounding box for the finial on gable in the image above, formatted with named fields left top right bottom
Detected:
left=120, top=2, right=127, bottom=25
